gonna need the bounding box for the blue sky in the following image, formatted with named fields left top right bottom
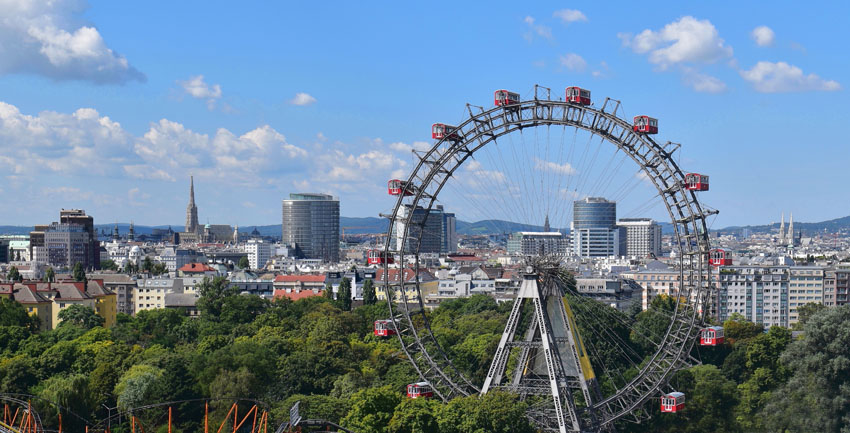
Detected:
left=0, top=1, right=846, bottom=228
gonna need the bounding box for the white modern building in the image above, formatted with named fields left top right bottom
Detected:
left=717, top=265, right=790, bottom=328
left=618, top=218, right=662, bottom=258
left=507, top=232, right=569, bottom=256
left=135, top=278, right=184, bottom=314
left=245, top=239, right=273, bottom=270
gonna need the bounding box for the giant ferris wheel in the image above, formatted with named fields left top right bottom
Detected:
left=377, top=85, right=717, bottom=433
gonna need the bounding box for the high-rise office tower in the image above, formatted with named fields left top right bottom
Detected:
left=571, top=197, right=625, bottom=257
left=58, top=209, right=100, bottom=269
left=282, top=193, right=340, bottom=263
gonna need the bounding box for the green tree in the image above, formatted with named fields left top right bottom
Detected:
left=6, top=265, right=22, bottom=282
left=338, top=277, right=352, bottom=311
left=722, top=316, right=764, bottom=344
left=341, top=385, right=401, bottom=433
left=124, top=261, right=137, bottom=275
left=58, top=304, right=104, bottom=329
left=114, top=364, right=166, bottom=411
left=764, top=304, right=850, bottom=433
left=734, top=326, right=792, bottom=431
left=437, top=392, right=534, bottom=433
left=142, top=256, right=154, bottom=273
left=196, top=276, right=237, bottom=319
left=35, top=374, right=95, bottom=431
left=238, top=256, right=250, bottom=270
left=72, top=262, right=87, bottom=284
left=44, top=267, right=55, bottom=282
left=324, top=282, right=334, bottom=300
left=682, top=365, right=741, bottom=433
left=362, top=279, right=377, bottom=305
left=100, top=260, right=119, bottom=271
left=794, top=302, right=826, bottom=329
left=152, top=262, right=168, bottom=276
left=0, top=298, right=38, bottom=329
left=388, top=397, right=441, bottom=433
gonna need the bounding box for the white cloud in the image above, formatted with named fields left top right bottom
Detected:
left=131, top=120, right=308, bottom=185
left=560, top=53, right=587, bottom=72
left=682, top=68, right=727, bottom=93
left=535, top=158, right=576, bottom=175
left=0, top=101, right=131, bottom=177
left=0, top=0, right=144, bottom=83
left=179, top=75, right=222, bottom=109
left=290, top=92, right=317, bottom=106
left=592, top=61, right=610, bottom=78
left=740, top=61, right=841, bottom=93
left=620, top=16, right=733, bottom=68
left=389, top=141, right=431, bottom=153
left=751, top=26, right=775, bottom=47
left=123, top=165, right=174, bottom=181
left=553, top=9, right=587, bottom=24
left=523, top=16, right=552, bottom=41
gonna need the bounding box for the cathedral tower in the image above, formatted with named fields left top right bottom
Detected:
left=186, top=176, right=199, bottom=234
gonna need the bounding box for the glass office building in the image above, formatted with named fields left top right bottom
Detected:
left=282, top=193, right=340, bottom=263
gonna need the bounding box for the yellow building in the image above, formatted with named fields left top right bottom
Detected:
left=375, top=268, right=439, bottom=304
left=42, top=283, right=97, bottom=329
left=86, top=280, right=117, bottom=327
left=12, top=284, right=53, bottom=330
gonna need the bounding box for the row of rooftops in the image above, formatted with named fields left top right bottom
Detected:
left=0, top=279, right=114, bottom=304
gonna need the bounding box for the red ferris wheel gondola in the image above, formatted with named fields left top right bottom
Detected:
left=406, top=382, right=434, bottom=399
left=709, top=248, right=732, bottom=267
left=565, top=86, right=591, bottom=105
left=633, top=115, right=658, bottom=134
left=684, top=173, right=709, bottom=191
left=367, top=249, right=394, bottom=265
left=374, top=319, right=396, bottom=337
left=661, top=392, right=685, bottom=413
left=494, top=89, right=520, bottom=107
left=432, top=123, right=462, bottom=141
left=388, top=179, right=415, bottom=196
left=699, top=326, right=725, bottom=346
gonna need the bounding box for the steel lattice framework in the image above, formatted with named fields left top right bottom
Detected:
left=381, top=86, right=716, bottom=430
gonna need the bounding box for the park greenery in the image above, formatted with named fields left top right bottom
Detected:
left=0, top=275, right=848, bottom=433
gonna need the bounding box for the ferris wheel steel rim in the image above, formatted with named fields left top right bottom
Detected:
left=381, top=88, right=713, bottom=427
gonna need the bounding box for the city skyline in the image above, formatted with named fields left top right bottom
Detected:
left=0, top=1, right=847, bottom=227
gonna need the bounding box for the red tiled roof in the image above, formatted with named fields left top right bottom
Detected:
left=274, top=275, right=326, bottom=283
left=273, top=288, right=325, bottom=301
left=179, top=263, right=215, bottom=273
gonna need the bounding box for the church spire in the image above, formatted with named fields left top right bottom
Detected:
left=544, top=214, right=550, bottom=232
left=185, top=176, right=199, bottom=234
left=779, top=212, right=785, bottom=244
left=788, top=213, right=794, bottom=247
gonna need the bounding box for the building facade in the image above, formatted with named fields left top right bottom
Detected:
left=788, top=266, right=824, bottom=325
left=393, top=205, right=444, bottom=254
left=717, top=265, right=790, bottom=328
left=44, top=223, right=91, bottom=269
left=507, top=232, right=569, bottom=256
left=571, top=197, right=625, bottom=257
left=618, top=218, right=662, bottom=258
left=440, top=206, right=458, bottom=254
left=282, top=193, right=340, bottom=263
left=245, top=239, right=273, bottom=270
left=59, top=209, right=100, bottom=270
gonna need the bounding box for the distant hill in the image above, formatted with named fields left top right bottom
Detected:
left=0, top=226, right=33, bottom=236
left=2, top=214, right=849, bottom=237
left=717, top=215, right=850, bottom=235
